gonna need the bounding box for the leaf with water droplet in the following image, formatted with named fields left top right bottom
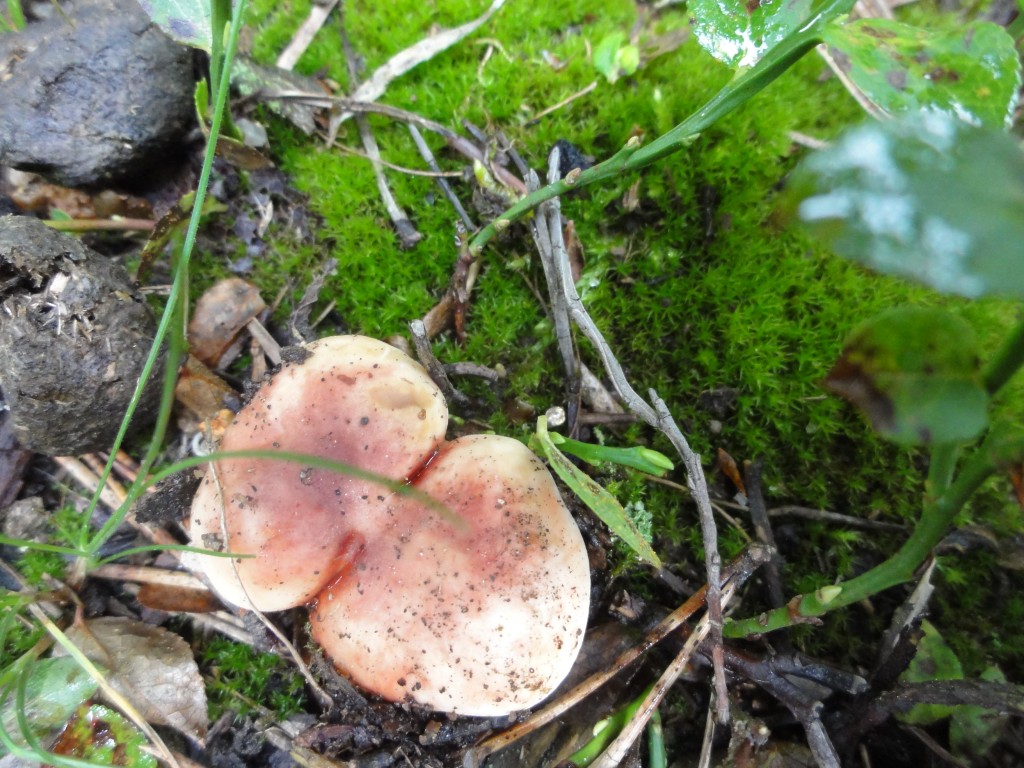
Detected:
left=137, top=0, right=213, bottom=51
left=821, top=19, right=1021, bottom=129
left=825, top=307, right=988, bottom=446
left=0, top=658, right=98, bottom=753
left=690, top=0, right=813, bottom=69
left=787, top=111, right=1024, bottom=298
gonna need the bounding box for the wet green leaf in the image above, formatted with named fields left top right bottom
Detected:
left=825, top=307, right=988, bottom=445
left=822, top=19, right=1021, bottom=129
left=50, top=703, right=157, bottom=767
left=593, top=32, right=640, bottom=83
left=899, top=620, right=963, bottom=725
left=0, top=658, right=98, bottom=753
left=549, top=433, right=674, bottom=476
left=138, top=0, right=213, bottom=51
left=533, top=418, right=662, bottom=568
left=691, top=0, right=813, bottom=68
left=789, top=111, right=1024, bottom=298
left=950, top=666, right=1010, bottom=760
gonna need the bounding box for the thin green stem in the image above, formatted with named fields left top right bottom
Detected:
left=468, top=0, right=855, bottom=254
left=723, top=443, right=996, bottom=637
left=83, top=0, right=249, bottom=559
left=982, top=312, right=1024, bottom=397
left=926, top=443, right=960, bottom=499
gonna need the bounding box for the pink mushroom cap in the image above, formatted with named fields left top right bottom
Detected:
left=189, top=335, right=590, bottom=715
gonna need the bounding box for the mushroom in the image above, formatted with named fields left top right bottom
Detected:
left=188, top=335, right=590, bottom=716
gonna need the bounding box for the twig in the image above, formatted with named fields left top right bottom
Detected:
left=408, top=124, right=476, bottom=230
left=525, top=80, right=598, bottom=126
left=42, top=218, right=155, bottom=232
left=531, top=151, right=728, bottom=720
left=267, top=91, right=528, bottom=194
left=327, top=0, right=508, bottom=143
left=339, top=6, right=422, bottom=249
left=334, top=140, right=464, bottom=177
left=720, top=645, right=841, bottom=768
left=409, top=320, right=471, bottom=409
left=462, top=545, right=770, bottom=768
left=528, top=165, right=581, bottom=434
left=768, top=505, right=909, bottom=532
left=444, top=361, right=505, bottom=382
left=591, top=582, right=739, bottom=768
left=276, top=0, right=339, bottom=71
left=744, top=459, right=786, bottom=610
left=90, top=564, right=210, bottom=592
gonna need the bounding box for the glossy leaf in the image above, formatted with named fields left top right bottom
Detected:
left=825, top=307, right=988, bottom=445
left=533, top=418, right=662, bottom=567
left=691, top=0, right=813, bottom=68
left=549, top=433, right=675, bottom=476
left=822, top=19, right=1021, bottom=129
left=137, top=0, right=213, bottom=51
left=0, top=657, right=97, bottom=752
left=790, top=111, right=1024, bottom=298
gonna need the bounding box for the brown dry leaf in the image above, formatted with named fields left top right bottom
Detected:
left=717, top=447, right=747, bottom=496
left=188, top=278, right=267, bottom=369
left=6, top=171, right=153, bottom=220
left=136, top=583, right=224, bottom=613
left=175, top=354, right=239, bottom=425
left=57, top=617, right=208, bottom=740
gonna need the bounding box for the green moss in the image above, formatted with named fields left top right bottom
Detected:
left=227, top=0, right=1024, bottom=670
left=201, top=636, right=306, bottom=720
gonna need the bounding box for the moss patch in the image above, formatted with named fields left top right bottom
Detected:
left=228, top=0, right=1024, bottom=670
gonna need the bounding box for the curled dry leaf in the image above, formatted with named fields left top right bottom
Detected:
left=188, top=278, right=268, bottom=370
left=56, top=617, right=208, bottom=740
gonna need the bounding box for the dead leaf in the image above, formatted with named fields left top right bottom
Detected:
left=188, top=278, right=267, bottom=369
left=717, top=447, right=747, bottom=496
left=175, top=354, right=239, bottom=426
left=57, top=617, right=208, bottom=740
left=137, top=583, right=224, bottom=613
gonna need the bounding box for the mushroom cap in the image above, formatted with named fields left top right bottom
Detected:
left=188, top=335, right=448, bottom=611
left=308, top=434, right=591, bottom=716
left=188, top=335, right=591, bottom=716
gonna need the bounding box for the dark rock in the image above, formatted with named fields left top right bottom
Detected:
left=0, top=0, right=194, bottom=187
left=0, top=215, right=163, bottom=455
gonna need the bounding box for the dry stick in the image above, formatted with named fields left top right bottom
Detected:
left=537, top=151, right=728, bottom=723
left=276, top=0, right=339, bottom=70
left=409, top=319, right=471, bottom=409
left=719, top=647, right=844, bottom=768
left=333, top=141, right=464, bottom=177
left=90, top=564, right=210, bottom=592
left=268, top=91, right=528, bottom=194
left=462, top=545, right=770, bottom=768
left=339, top=6, right=422, bottom=249
left=591, top=582, right=739, bottom=768
left=768, top=505, right=909, bottom=532
left=528, top=164, right=581, bottom=435
left=408, top=123, right=476, bottom=230
left=356, top=117, right=423, bottom=248
left=327, top=0, right=508, bottom=144
left=744, top=459, right=786, bottom=610
left=524, top=79, right=598, bottom=126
